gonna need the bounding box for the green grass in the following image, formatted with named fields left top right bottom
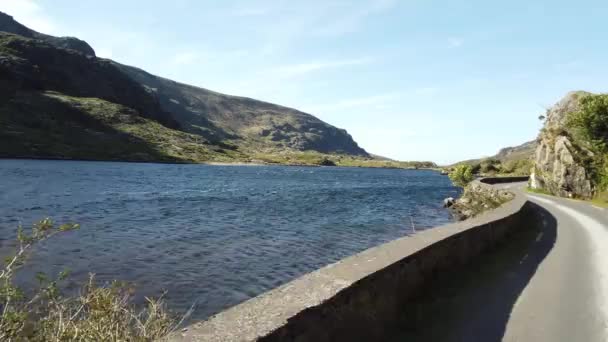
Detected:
left=527, top=187, right=608, bottom=208
left=591, top=191, right=608, bottom=208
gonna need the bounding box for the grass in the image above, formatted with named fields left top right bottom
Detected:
left=525, top=187, right=553, bottom=196
left=591, top=191, right=608, bottom=208
left=527, top=187, right=608, bottom=208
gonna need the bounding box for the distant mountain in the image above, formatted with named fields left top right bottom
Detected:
left=0, top=11, right=368, bottom=164
left=494, top=140, right=537, bottom=162
left=451, top=140, right=537, bottom=167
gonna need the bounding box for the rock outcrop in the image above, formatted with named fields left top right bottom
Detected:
left=448, top=181, right=514, bottom=221
left=529, top=91, right=594, bottom=198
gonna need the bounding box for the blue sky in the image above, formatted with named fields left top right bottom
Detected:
left=1, top=0, right=607, bottom=164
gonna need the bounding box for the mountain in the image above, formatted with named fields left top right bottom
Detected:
left=0, top=11, right=368, bottom=164
left=113, top=63, right=367, bottom=155
left=494, top=140, right=537, bottom=162
left=0, top=12, right=94, bottom=56
left=450, top=140, right=537, bottom=167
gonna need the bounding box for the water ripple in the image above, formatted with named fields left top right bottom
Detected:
left=0, top=160, right=460, bottom=320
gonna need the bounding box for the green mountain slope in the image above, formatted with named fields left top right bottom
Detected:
left=0, top=91, right=241, bottom=162
left=448, top=140, right=537, bottom=176
left=0, top=11, right=369, bottom=164
left=115, top=64, right=368, bottom=156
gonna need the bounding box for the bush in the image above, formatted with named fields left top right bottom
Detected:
left=449, top=164, right=474, bottom=187
left=479, top=159, right=500, bottom=174
left=0, top=219, right=178, bottom=341
left=501, top=159, right=533, bottom=176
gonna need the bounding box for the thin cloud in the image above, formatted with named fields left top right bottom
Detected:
left=306, top=92, right=401, bottom=113
left=171, top=52, right=200, bottom=66
left=314, top=0, right=398, bottom=36
left=414, top=87, right=439, bottom=95
left=233, top=8, right=269, bottom=17
left=448, top=37, right=464, bottom=48
left=272, top=57, right=373, bottom=77
left=0, top=0, right=58, bottom=34
left=553, top=60, right=582, bottom=71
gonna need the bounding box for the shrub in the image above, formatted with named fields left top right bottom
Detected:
left=501, top=159, right=533, bottom=176
left=0, top=219, right=178, bottom=341
left=449, top=164, right=474, bottom=187
left=479, top=159, right=500, bottom=174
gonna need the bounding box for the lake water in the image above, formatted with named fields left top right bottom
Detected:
left=0, top=159, right=460, bottom=320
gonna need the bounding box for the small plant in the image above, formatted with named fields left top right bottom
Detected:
left=0, top=219, right=178, bottom=341
left=449, top=164, right=474, bottom=187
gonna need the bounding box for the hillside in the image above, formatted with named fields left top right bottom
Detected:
left=0, top=11, right=372, bottom=165
left=448, top=140, right=537, bottom=176
left=0, top=11, right=94, bottom=56
left=114, top=63, right=367, bottom=156
left=494, top=140, right=537, bottom=162
left=0, top=91, right=241, bottom=162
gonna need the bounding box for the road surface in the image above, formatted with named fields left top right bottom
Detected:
left=392, top=183, right=608, bottom=341
left=505, top=190, right=607, bottom=341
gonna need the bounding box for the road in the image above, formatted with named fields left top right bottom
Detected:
left=392, top=183, right=608, bottom=342
left=503, top=190, right=608, bottom=341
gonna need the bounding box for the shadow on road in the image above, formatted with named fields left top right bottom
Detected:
left=388, top=201, right=557, bottom=341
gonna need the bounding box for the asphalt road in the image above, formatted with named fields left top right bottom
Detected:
left=391, top=183, right=608, bottom=342
left=504, top=191, right=608, bottom=341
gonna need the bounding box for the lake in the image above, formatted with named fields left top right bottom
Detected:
left=0, top=159, right=460, bottom=320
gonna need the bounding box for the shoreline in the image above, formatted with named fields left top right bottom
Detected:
left=0, top=156, right=442, bottom=171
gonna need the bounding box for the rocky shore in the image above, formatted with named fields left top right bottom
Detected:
left=444, top=181, right=514, bottom=221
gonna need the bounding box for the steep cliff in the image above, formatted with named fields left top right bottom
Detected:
left=529, top=91, right=605, bottom=199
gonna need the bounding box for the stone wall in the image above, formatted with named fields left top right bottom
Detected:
left=480, top=176, right=529, bottom=184
left=173, top=178, right=534, bottom=342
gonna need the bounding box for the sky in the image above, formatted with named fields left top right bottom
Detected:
left=1, top=0, right=607, bottom=164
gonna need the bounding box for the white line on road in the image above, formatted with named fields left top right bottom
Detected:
left=530, top=195, right=608, bottom=336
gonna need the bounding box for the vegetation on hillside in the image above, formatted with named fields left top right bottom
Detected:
left=447, top=158, right=533, bottom=179
left=0, top=219, right=176, bottom=341
left=0, top=90, right=433, bottom=168
left=565, top=94, right=608, bottom=193
left=251, top=151, right=436, bottom=169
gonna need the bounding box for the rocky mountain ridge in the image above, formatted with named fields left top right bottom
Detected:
left=0, top=12, right=94, bottom=56
left=0, top=11, right=368, bottom=163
